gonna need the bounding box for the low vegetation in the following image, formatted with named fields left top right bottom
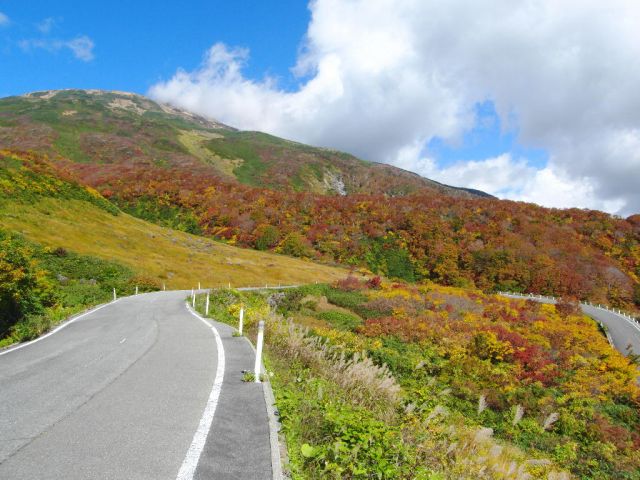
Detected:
left=194, top=278, right=639, bottom=479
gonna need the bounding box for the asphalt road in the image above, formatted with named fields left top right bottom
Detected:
left=579, top=304, right=640, bottom=358
left=0, top=291, right=272, bottom=480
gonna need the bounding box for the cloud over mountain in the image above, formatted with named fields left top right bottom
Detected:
left=150, top=0, right=640, bottom=215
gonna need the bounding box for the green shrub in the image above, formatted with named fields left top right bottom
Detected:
left=304, top=402, right=409, bottom=478
left=278, top=232, right=315, bottom=258
left=58, top=282, right=107, bottom=307
left=364, top=238, right=416, bottom=282
left=117, top=197, right=202, bottom=234
left=324, top=288, right=368, bottom=310
left=0, top=230, right=56, bottom=337
left=316, top=310, right=361, bottom=331
left=275, top=289, right=305, bottom=315
left=254, top=225, right=280, bottom=250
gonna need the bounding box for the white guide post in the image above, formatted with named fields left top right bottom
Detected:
left=238, top=307, right=244, bottom=335
left=192, top=289, right=196, bottom=308
left=198, top=282, right=201, bottom=290
left=205, top=293, right=210, bottom=316
left=254, top=320, right=265, bottom=383
left=113, top=288, right=117, bottom=301
left=163, top=283, right=166, bottom=291
left=135, top=285, right=138, bottom=295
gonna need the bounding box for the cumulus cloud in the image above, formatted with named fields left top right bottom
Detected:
left=396, top=151, right=627, bottom=213
left=19, top=35, right=94, bottom=61
left=0, top=12, right=9, bottom=26
left=150, top=0, right=640, bottom=216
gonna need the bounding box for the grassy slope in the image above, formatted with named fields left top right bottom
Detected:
left=0, top=197, right=346, bottom=289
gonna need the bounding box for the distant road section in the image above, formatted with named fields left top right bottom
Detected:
left=0, top=291, right=273, bottom=480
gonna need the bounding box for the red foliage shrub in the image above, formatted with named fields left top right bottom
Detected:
left=490, top=325, right=558, bottom=385
left=335, top=275, right=365, bottom=291
left=592, top=414, right=636, bottom=451
left=366, top=276, right=382, bottom=289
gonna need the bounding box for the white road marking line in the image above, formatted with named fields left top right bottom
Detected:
left=177, top=304, right=225, bottom=480
left=0, top=299, right=121, bottom=357
left=119, top=338, right=127, bottom=344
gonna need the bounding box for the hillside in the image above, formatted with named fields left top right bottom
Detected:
left=1, top=91, right=639, bottom=479
left=0, top=150, right=346, bottom=289
left=77, top=160, right=640, bottom=311
left=0, top=90, right=638, bottom=312
left=0, top=89, right=487, bottom=198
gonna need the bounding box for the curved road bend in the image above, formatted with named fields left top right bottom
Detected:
left=502, top=294, right=640, bottom=381
left=0, top=291, right=272, bottom=480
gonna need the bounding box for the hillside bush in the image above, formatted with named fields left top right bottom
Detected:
left=251, top=280, right=640, bottom=478
left=316, top=310, right=362, bottom=331
left=0, top=230, right=55, bottom=338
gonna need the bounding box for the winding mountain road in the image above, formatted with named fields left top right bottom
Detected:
left=0, top=291, right=274, bottom=480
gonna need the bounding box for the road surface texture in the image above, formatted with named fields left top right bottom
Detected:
left=502, top=293, right=640, bottom=382
left=0, top=291, right=273, bottom=480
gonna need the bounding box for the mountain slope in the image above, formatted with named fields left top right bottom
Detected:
left=0, top=150, right=346, bottom=289
left=78, top=159, right=640, bottom=311
left=0, top=91, right=638, bottom=311
left=0, top=89, right=489, bottom=198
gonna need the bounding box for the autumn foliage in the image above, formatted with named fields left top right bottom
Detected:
left=57, top=159, right=640, bottom=311
left=288, top=278, right=640, bottom=477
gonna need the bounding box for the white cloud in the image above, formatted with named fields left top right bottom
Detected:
left=0, top=12, right=9, bottom=26
left=394, top=152, right=626, bottom=213
left=64, top=35, right=94, bottom=61
left=149, top=0, right=640, bottom=216
left=37, top=17, right=57, bottom=34
left=19, top=35, right=94, bottom=61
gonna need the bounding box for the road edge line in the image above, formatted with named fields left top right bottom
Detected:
left=262, top=373, right=286, bottom=480
left=178, top=304, right=225, bottom=480
left=0, top=298, right=122, bottom=356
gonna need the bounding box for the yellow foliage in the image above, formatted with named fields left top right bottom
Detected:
left=0, top=197, right=348, bottom=289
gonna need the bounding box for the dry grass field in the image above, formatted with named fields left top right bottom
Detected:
left=0, top=197, right=347, bottom=289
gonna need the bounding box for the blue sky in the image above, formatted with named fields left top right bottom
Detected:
left=1, top=1, right=638, bottom=215
left=428, top=103, right=548, bottom=169
left=0, top=1, right=309, bottom=97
